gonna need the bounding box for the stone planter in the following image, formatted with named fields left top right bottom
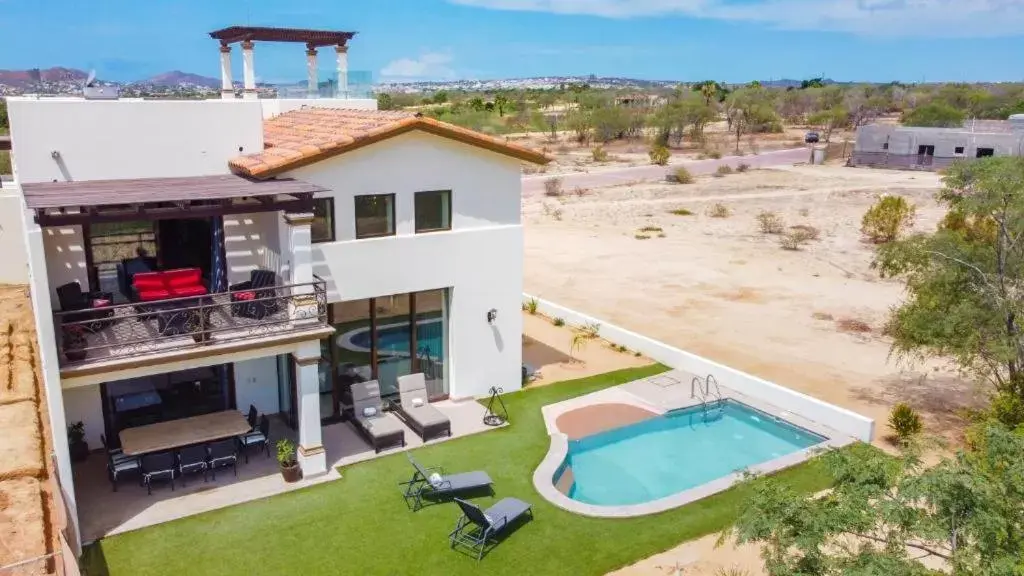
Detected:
left=280, top=462, right=302, bottom=483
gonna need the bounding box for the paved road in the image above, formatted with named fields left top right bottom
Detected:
left=522, top=147, right=811, bottom=195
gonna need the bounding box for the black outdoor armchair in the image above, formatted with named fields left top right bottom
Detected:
left=55, top=281, right=115, bottom=331
left=230, top=269, right=280, bottom=320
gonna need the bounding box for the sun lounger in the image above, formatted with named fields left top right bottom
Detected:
left=351, top=380, right=405, bottom=453
left=449, top=497, right=533, bottom=560
left=396, top=373, right=451, bottom=441
left=400, top=452, right=493, bottom=511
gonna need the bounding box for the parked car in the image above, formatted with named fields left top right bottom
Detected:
left=804, top=131, right=820, bottom=144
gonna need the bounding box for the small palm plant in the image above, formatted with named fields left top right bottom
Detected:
left=888, top=402, right=923, bottom=445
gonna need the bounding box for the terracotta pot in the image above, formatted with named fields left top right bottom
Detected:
left=280, top=462, right=302, bottom=483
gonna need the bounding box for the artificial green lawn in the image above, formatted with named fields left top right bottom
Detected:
left=82, top=364, right=836, bottom=576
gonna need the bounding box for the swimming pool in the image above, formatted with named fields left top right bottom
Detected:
left=562, top=400, right=825, bottom=506
left=347, top=318, right=444, bottom=358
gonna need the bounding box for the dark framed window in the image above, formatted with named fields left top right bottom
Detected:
left=954, top=146, right=965, bottom=155
left=415, top=190, right=452, bottom=233
left=882, top=143, right=889, bottom=150
left=311, top=198, right=335, bottom=243
left=354, top=194, right=395, bottom=239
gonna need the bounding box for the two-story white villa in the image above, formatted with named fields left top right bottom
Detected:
left=3, top=27, right=548, bottom=547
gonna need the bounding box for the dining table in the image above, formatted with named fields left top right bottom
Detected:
left=118, top=410, right=252, bottom=457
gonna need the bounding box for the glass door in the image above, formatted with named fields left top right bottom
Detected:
left=276, top=355, right=297, bottom=429
left=414, top=289, right=448, bottom=399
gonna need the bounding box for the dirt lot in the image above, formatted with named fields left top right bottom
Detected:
left=524, top=165, right=981, bottom=449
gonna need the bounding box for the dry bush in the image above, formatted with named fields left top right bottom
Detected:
left=789, top=224, right=821, bottom=240
left=798, top=207, right=810, bottom=217
left=543, top=177, right=564, bottom=197
left=556, top=144, right=572, bottom=154
left=836, top=318, right=872, bottom=334
left=736, top=162, right=751, bottom=173
left=811, top=311, right=834, bottom=321
left=634, top=234, right=651, bottom=240
left=756, top=210, right=785, bottom=234
left=861, top=195, right=916, bottom=243
left=707, top=149, right=723, bottom=159
left=674, top=167, right=694, bottom=184
left=669, top=208, right=695, bottom=216
left=523, top=164, right=539, bottom=175
left=573, top=186, right=589, bottom=197
left=707, top=203, right=731, bottom=218
left=638, top=225, right=663, bottom=233
left=648, top=145, right=670, bottom=166
left=591, top=146, right=609, bottom=162
left=780, top=227, right=815, bottom=250
left=713, top=165, right=733, bottom=178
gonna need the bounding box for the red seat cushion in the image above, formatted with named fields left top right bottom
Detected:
left=234, top=291, right=256, bottom=301
left=163, top=268, right=202, bottom=288
left=91, top=299, right=111, bottom=308
left=137, top=289, right=171, bottom=301
left=169, top=285, right=208, bottom=298
left=132, top=272, right=165, bottom=291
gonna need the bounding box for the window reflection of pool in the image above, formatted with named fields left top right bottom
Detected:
left=345, top=318, right=444, bottom=358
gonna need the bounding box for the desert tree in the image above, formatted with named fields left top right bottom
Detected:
left=875, top=157, right=1024, bottom=426
left=901, top=101, right=966, bottom=127
left=376, top=92, right=395, bottom=111
left=807, top=107, right=849, bottom=143
left=493, top=93, right=510, bottom=117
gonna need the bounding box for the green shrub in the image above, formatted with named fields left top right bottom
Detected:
left=552, top=317, right=565, bottom=327
left=707, top=203, right=731, bottom=218
left=669, top=208, right=695, bottom=216
left=638, top=226, right=663, bottom=233
left=674, top=167, right=694, bottom=184
left=634, top=234, right=651, bottom=240
left=888, top=402, right=923, bottom=444
left=648, top=145, right=670, bottom=166
left=591, top=146, right=609, bottom=162
left=276, top=439, right=297, bottom=466
left=756, top=210, right=785, bottom=234
left=708, top=149, right=723, bottom=159
left=525, top=298, right=539, bottom=315
left=861, top=195, right=916, bottom=243
left=714, top=165, right=733, bottom=178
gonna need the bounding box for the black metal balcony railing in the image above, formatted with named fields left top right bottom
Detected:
left=54, top=277, right=328, bottom=368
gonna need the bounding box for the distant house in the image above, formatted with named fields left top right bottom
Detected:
left=850, top=115, right=1024, bottom=171
left=614, top=93, right=666, bottom=109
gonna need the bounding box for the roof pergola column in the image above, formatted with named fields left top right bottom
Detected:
left=335, top=45, right=348, bottom=98
left=241, top=40, right=257, bottom=100
left=219, top=44, right=235, bottom=99
left=306, top=44, right=318, bottom=98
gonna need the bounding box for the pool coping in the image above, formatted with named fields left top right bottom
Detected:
left=532, top=372, right=856, bottom=518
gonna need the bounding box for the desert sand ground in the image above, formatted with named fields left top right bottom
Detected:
left=525, top=165, right=980, bottom=448
left=521, top=312, right=651, bottom=385
left=522, top=165, right=976, bottom=575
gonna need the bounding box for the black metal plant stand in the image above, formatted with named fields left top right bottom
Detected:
left=482, top=386, right=508, bottom=426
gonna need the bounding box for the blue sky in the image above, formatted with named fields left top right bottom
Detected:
left=0, top=0, right=1022, bottom=83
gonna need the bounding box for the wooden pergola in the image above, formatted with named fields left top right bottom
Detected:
left=208, top=26, right=356, bottom=48
left=23, top=174, right=326, bottom=226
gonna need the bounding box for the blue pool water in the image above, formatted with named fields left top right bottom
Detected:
left=565, top=401, right=825, bottom=506
left=349, top=318, right=444, bottom=357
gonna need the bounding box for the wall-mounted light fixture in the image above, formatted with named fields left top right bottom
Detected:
left=487, top=308, right=498, bottom=324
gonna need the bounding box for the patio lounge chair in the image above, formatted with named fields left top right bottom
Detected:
left=396, top=373, right=451, bottom=441
left=400, top=452, right=493, bottom=511
left=449, top=497, right=533, bottom=561
left=351, top=380, right=405, bottom=453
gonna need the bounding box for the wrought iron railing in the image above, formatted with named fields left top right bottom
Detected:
left=53, top=277, right=328, bottom=367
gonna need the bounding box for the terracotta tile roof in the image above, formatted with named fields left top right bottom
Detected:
left=229, top=108, right=551, bottom=179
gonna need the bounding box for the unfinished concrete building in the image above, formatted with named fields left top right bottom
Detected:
left=850, top=115, right=1024, bottom=170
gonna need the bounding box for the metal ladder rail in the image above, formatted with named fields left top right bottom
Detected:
left=691, top=376, right=710, bottom=419
left=704, top=374, right=724, bottom=418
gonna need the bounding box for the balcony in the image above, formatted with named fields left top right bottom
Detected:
left=54, top=278, right=331, bottom=377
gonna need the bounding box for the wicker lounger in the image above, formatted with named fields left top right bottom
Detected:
left=351, top=380, right=406, bottom=453
left=396, top=373, right=452, bottom=441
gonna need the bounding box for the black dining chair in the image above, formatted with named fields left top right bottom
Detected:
left=177, top=445, right=209, bottom=486
left=247, top=404, right=258, bottom=431
left=141, top=452, right=177, bottom=495
left=106, top=449, right=140, bottom=492
left=207, top=439, right=239, bottom=480
left=238, top=414, right=270, bottom=464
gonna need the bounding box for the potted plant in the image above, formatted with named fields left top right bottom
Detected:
left=68, top=422, right=89, bottom=462
left=62, top=325, right=87, bottom=362
left=276, top=439, right=302, bottom=483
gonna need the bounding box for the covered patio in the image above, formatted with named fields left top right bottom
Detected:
left=73, top=398, right=497, bottom=543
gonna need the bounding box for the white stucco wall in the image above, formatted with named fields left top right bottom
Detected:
left=233, top=356, right=281, bottom=416
left=223, top=211, right=284, bottom=285
left=0, top=190, right=29, bottom=284
left=6, top=98, right=264, bottom=183
left=260, top=98, right=378, bottom=119
left=286, top=131, right=525, bottom=398
left=62, top=385, right=105, bottom=449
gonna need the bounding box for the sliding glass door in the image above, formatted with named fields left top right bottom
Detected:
left=322, top=289, right=448, bottom=419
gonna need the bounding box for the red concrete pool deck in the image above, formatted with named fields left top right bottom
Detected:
left=555, top=403, right=659, bottom=440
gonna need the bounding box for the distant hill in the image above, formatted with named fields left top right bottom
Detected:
left=0, top=67, right=88, bottom=87
left=140, top=70, right=220, bottom=88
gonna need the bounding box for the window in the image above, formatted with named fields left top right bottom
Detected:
left=354, top=194, right=395, bottom=239
left=415, top=190, right=452, bottom=233
left=954, top=146, right=965, bottom=155
left=882, top=143, right=889, bottom=150
left=310, top=198, right=335, bottom=243
left=977, top=148, right=995, bottom=158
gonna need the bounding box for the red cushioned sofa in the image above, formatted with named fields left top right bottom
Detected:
left=131, top=268, right=208, bottom=302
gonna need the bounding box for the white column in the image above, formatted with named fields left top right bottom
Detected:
left=335, top=45, right=348, bottom=98
left=219, top=45, right=234, bottom=99
left=241, top=40, right=257, bottom=100
left=293, top=341, right=327, bottom=476
left=306, top=46, right=318, bottom=98
left=284, top=212, right=316, bottom=324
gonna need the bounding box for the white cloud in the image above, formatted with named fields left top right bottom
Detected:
left=447, top=0, right=1024, bottom=37
left=380, top=52, right=456, bottom=79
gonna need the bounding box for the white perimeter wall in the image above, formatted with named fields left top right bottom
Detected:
left=223, top=211, right=285, bottom=285
left=525, top=295, right=876, bottom=442
left=0, top=186, right=29, bottom=284
left=6, top=98, right=264, bottom=183
left=287, top=131, right=525, bottom=398
left=260, top=98, right=378, bottom=119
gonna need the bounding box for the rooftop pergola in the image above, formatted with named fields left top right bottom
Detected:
left=207, top=26, right=357, bottom=100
